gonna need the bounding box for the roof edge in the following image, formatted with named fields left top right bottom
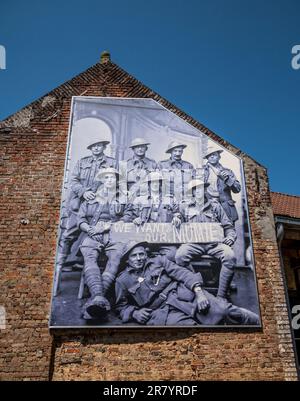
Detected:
left=271, top=191, right=300, bottom=199
left=107, top=61, right=267, bottom=169
left=0, top=61, right=102, bottom=125
left=1, top=58, right=266, bottom=169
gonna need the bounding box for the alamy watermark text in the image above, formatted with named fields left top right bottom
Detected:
left=291, top=45, right=300, bottom=70
left=0, top=45, right=6, bottom=70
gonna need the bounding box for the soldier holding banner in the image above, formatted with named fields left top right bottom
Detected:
left=175, top=179, right=237, bottom=300
left=77, top=168, right=133, bottom=319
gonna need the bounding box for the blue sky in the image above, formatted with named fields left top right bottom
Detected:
left=0, top=0, right=299, bottom=194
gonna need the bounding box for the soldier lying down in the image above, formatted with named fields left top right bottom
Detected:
left=115, top=241, right=259, bottom=326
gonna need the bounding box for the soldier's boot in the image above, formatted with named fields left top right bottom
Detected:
left=59, top=238, right=75, bottom=272
left=57, top=252, right=73, bottom=273
left=83, top=295, right=111, bottom=319
left=82, top=253, right=111, bottom=319
left=102, top=252, right=123, bottom=294
left=217, top=266, right=234, bottom=301
left=53, top=252, right=69, bottom=297
left=227, top=305, right=260, bottom=325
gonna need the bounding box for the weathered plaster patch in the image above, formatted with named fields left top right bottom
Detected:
left=256, top=207, right=277, bottom=241
left=41, top=96, right=56, bottom=108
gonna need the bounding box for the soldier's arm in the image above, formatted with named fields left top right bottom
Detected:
left=224, top=169, right=241, bottom=193
left=157, top=161, right=163, bottom=171
left=181, top=162, right=196, bottom=182
left=152, top=160, right=158, bottom=171
left=171, top=201, right=182, bottom=227
left=113, top=158, right=119, bottom=170
left=161, top=256, right=203, bottom=291
left=178, top=200, right=188, bottom=222
left=132, top=200, right=150, bottom=224
left=77, top=201, right=89, bottom=230
left=118, top=160, right=127, bottom=182
left=70, top=160, right=91, bottom=198
left=121, top=203, right=135, bottom=222
left=159, top=255, right=210, bottom=311
left=172, top=200, right=182, bottom=219
left=131, top=202, right=141, bottom=219
left=115, top=279, right=138, bottom=323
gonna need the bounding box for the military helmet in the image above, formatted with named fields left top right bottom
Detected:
left=129, top=137, right=150, bottom=148
left=186, top=179, right=206, bottom=193
left=204, top=143, right=223, bottom=159
left=95, top=167, right=120, bottom=181
left=165, top=140, right=187, bottom=154
left=121, top=241, right=149, bottom=263
left=86, top=138, right=110, bottom=150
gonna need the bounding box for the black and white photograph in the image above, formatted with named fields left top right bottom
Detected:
left=49, top=97, right=261, bottom=328
left=3, top=0, right=300, bottom=382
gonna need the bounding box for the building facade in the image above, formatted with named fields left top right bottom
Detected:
left=272, top=192, right=300, bottom=374
left=0, top=52, right=298, bottom=380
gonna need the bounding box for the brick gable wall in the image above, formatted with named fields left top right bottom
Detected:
left=0, top=61, right=298, bottom=380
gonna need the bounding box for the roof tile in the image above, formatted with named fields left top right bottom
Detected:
left=271, top=192, right=300, bottom=219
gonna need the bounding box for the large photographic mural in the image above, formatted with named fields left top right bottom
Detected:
left=50, top=97, right=261, bottom=328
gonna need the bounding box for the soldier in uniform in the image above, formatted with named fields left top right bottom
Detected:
left=204, top=143, right=241, bottom=223
left=115, top=242, right=259, bottom=326
left=158, top=141, right=194, bottom=201
left=133, top=171, right=181, bottom=227
left=175, top=179, right=237, bottom=300
left=54, top=139, right=116, bottom=296
left=77, top=168, right=133, bottom=319
left=119, top=138, right=157, bottom=201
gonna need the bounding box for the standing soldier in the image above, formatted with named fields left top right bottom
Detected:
left=77, top=168, right=133, bottom=319
left=176, top=179, right=237, bottom=300
left=204, top=143, right=241, bottom=224
left=54, top=138, right=116, bottom=296
left=158, top=141, right=194, bottom=201
left=119, top=137, right=157, bottom=201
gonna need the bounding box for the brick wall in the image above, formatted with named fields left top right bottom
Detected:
left=0, top=60, right=298, bottom=380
